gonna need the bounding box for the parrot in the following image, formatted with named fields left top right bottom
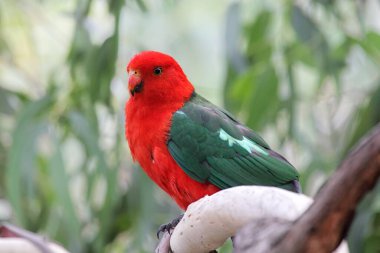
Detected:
left=125, top=51, right=300, bottom=235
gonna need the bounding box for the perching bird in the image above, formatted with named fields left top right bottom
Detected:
left=125, top=51, right=300, bottom=232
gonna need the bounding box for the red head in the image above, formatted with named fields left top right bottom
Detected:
left=126, top=51, right=194, bottom=104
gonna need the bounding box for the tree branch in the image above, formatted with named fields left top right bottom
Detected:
left=266, top=123, right=380, bottom=253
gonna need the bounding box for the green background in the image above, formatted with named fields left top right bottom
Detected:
left=0, top=0, right=380, bottom=252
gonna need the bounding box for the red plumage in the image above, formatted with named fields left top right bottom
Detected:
left=125, top=51, right=219, bottom=209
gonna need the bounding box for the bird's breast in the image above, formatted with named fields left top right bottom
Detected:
left=125, top=100, right=220, bottom=209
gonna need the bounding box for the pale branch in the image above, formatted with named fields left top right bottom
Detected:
left=163, top=186, right=313, bottom=253
left=0, top=223, right=70, bottom=253
left=264, top=123, right=380, bottom=253
left=0, top=238, right=70, bottom=253
left=159, top=186, right=348, bottom=253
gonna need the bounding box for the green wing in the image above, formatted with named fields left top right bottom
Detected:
left=167, top=93, right=300, bottom=192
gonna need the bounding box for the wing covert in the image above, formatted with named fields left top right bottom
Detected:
left=167, top=94, right=300, bottom=191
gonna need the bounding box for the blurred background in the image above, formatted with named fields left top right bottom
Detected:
left=0, top=0, right=380, bottom=252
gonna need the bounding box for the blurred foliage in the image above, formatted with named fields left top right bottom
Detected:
left=0, top=0, right=161, bottom=252
left=0, top=0, right=379, bottom=252
left=225, top=1, right=380, bottom=252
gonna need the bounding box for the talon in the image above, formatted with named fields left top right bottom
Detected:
left=157, top=214, right=184, bottom=239
left=156, top=224, right=168, bottom=239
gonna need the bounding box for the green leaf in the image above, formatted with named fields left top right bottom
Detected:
left=229, top=63, right=279, bottom=130
left=244, top=11, right=272, bottom=62
left=109, top=0, right=125, bottom=15
left=67, top=25, right=92, bottom=70
left=344, top=82, right=380, bottom=156
left=67, top=111, right=106, bottom=200
left=285, top=42, right=317, bottom=67
left=67, top=111, right=120, bottom=251
left=48, top=140, right=82, bottom=252
left=87, top=35, right=118, bottom=105
left=68, top=111, right=103, bottom=162
left=364, top=235, right=380, bottom=253
left=0, top=87, right=16, bottom=115
left=135, top=0, right=148, bottom=12
left=291, top=4, right=330, bottom=75
left=246, top=65, right=279, bottom=130
left=5, top=96, right=53, bottom=225
left=291, top=5, right=321, bottom=45
left=124, top=167, right=156, bottom=252
left=228, top=68, right=256, bottom=112
left=315, top=0, right=335, bottom=7
left=359, top=32, right=380, bottom=64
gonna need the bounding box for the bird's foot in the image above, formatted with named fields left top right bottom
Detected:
left=157, top=214, right=184, bottom=239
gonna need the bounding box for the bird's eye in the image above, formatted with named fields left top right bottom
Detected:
left=153, top=67, right=162, bottom=75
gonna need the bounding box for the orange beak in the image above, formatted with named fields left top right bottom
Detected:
left=128, top=70, right=143, bottom=96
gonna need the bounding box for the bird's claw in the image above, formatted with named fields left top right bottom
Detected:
left=156, top=224, right=172, bottom=239
left=157, top=214, right=184, bottom=239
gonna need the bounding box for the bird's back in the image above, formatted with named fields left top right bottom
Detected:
left=167, top=93, right=301, bottom=193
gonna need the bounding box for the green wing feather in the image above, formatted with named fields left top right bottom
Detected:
left=167, top=93, right=300, bottom=192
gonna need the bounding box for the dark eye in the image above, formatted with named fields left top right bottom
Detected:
left=153, top=67, right=162, bottom=75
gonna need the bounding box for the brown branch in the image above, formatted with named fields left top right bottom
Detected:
left=236, top=123, right=380, bottom=253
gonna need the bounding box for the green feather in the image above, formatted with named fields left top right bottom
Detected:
left=167, top=93, right=300, bottom=192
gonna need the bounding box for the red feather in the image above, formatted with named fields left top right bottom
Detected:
left=125, top=51, right=219, bottom=209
